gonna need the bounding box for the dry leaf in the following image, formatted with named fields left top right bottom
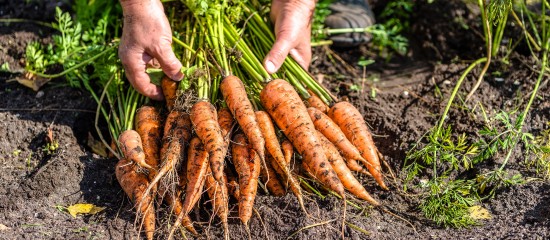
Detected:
left=67, top=203, right=106, bottom=218
left=87, top=132, right=108, bottom=157
left=468, top=205, right=491, bottom=220
left=46, top=128, right=54, bottom=144
left=16, top=72, right=51, bottom=91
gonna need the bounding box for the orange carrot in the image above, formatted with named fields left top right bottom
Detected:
left=220, top=75, right=265, bottom=163
left=346, top=158, right=371, bottom=176
left=135, top=106, right=163, bottom=177
left=255, top=111, right=305, bottom=210
left=317, top=131, right=379, bottom=205
left=260, top=79, right=345, bottom=198
left=217, top=107, right=234, bottom=142
left=328, top=101, right=387, bottom=190
left=181, top=137, right=209, bottom=216
left=118, top=130, right=149, bottom=169
left=168, top=137, right=208, bottom=238
left=281, top=139, right=293, bottom=167
left=162, top=185, right=197, bottom=238
left=115, top=158, right=155, bottom=240
left=147, top=110, right=191, bottom=196
left=260, top=159, right=286, bottom=196
left=205, top=165, right=229, bottom=240
left=306, top=89, right=329, bottom=114
left=190, top=100, right=227, bottom=182
left=226, top=167, right=240, bottom=200
left=161, top=75, right=178, bottom=111
left=308, top=107, right=366, bottom=166
left=268, top=154, right=288, bottom=189
left=232, top=134, right=260, bottom=226
left=162, top=110, right=193, bottom=148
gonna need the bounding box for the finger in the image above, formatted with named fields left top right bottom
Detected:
left=120, top=51, right=164, bottom=101
left=264, top=37, right=292, bottom=74
left=289, top=45, right=312, bottom=71
left=151, top=38, right=184, bottom=81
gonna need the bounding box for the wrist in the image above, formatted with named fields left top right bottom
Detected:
left=120, top=0, right=162, bottom=13
left=272, top=0, right=316, bottom=10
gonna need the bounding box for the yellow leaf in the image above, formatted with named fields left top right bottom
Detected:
left=468, top=205, right=491, bottom=220
left=66, top=203, right=106, bottom=218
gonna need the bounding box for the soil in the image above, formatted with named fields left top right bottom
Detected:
left=1, top=0, right=549, bottom=240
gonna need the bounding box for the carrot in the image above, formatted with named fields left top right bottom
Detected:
left=115, top=158, right=155, bottom=240
left=260, top=79, right=345, bottom=198
left=328, top=101, right=388, bottom=190
left=268, top=154, right=287, bottom=189
left=232, top=133, right=260, bottom=226
left=217, top=107, right=234, bottom=142
left=165, top=192, right=197, bottom=238
left=260, top=158, right=286, bottom=196
left=306, top=89, right=329, bottom=114
left=147, top=110, right=192, bottom=197
left=162, top=185, right=198, bottom=238
left=118, top=130, right=149, bottom=169
left=161, top=75, right=178, bottom=111
left=317, top=131, right=379, bottom=205
left=135, top=106, right=163, bottom=176
left=168, top=137, right=208, bottom=238
left=205, top=165, right=229, bottom=240
left=190, top=100, right=227, bottom=183
left=346, top=158, right=371, bottom=176
left=308, top=107, right=366, bottom=166
left=281, top=139, right=293, bottom=167
left=226, top=167, right=240, bottom=200
left=220, top=75, right=265, bottom=164
left=255, top=111, right=305, bottom=210
left=162, top=110, right=193, bottom=148
left=181, top=137, right=209, bottom=216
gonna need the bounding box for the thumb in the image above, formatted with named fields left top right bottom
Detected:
left=264, top=38, right=292, bottom=74
left=152, top=40, right=184, bottom=81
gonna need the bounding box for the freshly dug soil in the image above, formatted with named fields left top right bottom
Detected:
left=1, top=0, right=548, bottom=239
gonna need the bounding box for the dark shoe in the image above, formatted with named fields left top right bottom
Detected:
left=324, top=0, right=376, bottom=47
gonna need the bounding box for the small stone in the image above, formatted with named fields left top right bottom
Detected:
left=402, top=90, right=409, bottom=98
left=443, top=80, right=451, bottom=85
left=35, top=91, right=44, bottom=98
left=494, top=77, right=504, bottom=83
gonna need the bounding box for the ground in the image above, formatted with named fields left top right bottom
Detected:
left=1, top=0, right=549, bottom=239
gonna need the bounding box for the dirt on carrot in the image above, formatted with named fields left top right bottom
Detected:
left=191, top=100, right=227, bottom=183
left=328, top=101, right=387, bottom=190
left=260, top=79, right=345, bottom=198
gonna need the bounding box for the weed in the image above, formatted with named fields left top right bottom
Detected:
left=0, top=62, right=10, bottom=72
left=42, top=141, right=59, bottom=155
left=12, top=149, right=21, bottom=157
left=405, top=0, right=550, bottom=227
left=525, top=122, right=550, bottom=178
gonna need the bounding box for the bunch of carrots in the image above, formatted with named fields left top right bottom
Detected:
left=111, top=0, right=389, bottom=239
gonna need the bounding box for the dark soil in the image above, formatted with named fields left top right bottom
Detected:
left=1, top=0, right=549, bottom=239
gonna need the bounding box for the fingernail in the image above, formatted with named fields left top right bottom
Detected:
left=265, top=60, right=277, bottom=74
left=172, top=70, right=184, bottom=81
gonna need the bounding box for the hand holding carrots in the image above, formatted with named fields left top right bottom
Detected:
left=119, top=0, right=184, bottom=100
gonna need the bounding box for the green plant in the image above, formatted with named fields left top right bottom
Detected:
left=526, top=122, right=550, bottom=178
left=404, top=0, right=550, bottom=227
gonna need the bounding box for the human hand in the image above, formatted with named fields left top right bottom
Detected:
left=119, top=0, right=183, bottom=101
left=264, top=0, right=316, bottom=74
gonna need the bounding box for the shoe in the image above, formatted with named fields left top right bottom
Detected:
left=324, top=0, right=376, bottom=47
